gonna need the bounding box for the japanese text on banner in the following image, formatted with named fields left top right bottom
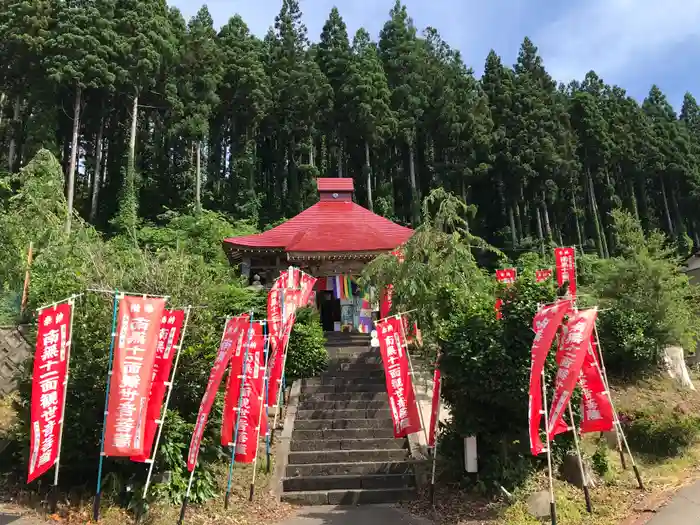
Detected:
left=28, top=302, right=73, bottom=483
left=527, top=299, right=570, bottom=456
left=377, top=317, right=422, bottom=438
left=220, top=315, right=252, bottom=446
left=130, top=309, right=185, bottom=462
left=579, top=334, right=614, bottom=433
left=547, top=309, right=598, bottom=439
left=234, top=321, right=267, bottom=464
left=104, top=297, right=166, bottom=457
left=554, top=247, right=577, bottom=297
left=187, top=317, right=243, bottom=471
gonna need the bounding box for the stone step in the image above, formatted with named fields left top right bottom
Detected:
left=301, top=383, right=386, bottom=395
left=282, top=473, right=415, bottom=492
left=296, top=408, right=391, bottom=420
left=303, top=376, right=385, bottom=387
left=321, top=369, right=385, bottom=380
left=290, top=438, right=405, bottom=452
left=298, top=400, right=387, bottom=410
left=281, top=487, right=416, bottom=506
left=288, top=449, right=409, bottom=465
left=293, top=428, right=396, bottom=440
left=286, top=460, right=414, bottom=478
left=315, top=392, right=387, bottom=402
left=326, top=360, right=383, bottom=371
left=294, top=418, right=393, bottom=431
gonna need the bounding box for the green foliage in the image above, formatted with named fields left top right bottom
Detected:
left=285, top=307, right=328, bottom=381
left=625, top=406, right=700, bottom=458
left=0, top=150, right=260, bottom=506
left=591, top=437, right=610, bottom=478
left=590, top=210, right=699, bottom=377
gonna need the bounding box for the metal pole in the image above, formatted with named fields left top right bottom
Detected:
left=567, top=404, right=592, bottom=513
left=593, top=323, right=644, bottom=490
left=135, top=307, right=192, bottom=523
left=50, top=295, right=77, bottom=513
left=93, top=291, right=121, bottom=522
left=178, top=468, right=196, bottom=525
left=592, top=323, right=626, bottom=469
left=263, top=325, right=272, bottom=474
left=541, top=369, right=557, bottom=525
left=249, top=321, right=270, bottom=502
left=399, top=316, right=429, bottom=448
left=429, top=375, right=442, bottom=507
left=224, top=313, right=254, bottom=509
left=270, top=287, right=286, bottom=442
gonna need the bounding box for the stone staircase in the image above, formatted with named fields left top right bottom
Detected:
left=280, top=332, right=417, bottom=505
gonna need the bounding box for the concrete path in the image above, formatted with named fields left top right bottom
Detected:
left=277, top=505, right=434, bottom=525
left=645, top=480, right=700, bottom=524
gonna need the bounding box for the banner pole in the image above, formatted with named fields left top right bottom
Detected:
left=591, top=324, right=626, bottom=470
left=178, top=468, right=196, bottom=525
left=429, top=376, right=442, bottom=507
left=263, top=329, right=272, bottom=474
left=541, top=369, right=557, bottom=525
left=399, top=316, right=429, bottom=448
left=135, top=306, right=192, bottom=524
left=593, top=323, right=644, bottom=490
left=270, top=287, right=287, bottom=443
left=49, top=295, right=77, bottom=513
left=224, top=313, right=254, bottom=510
left=93, top=291, right=121, bottom=522
left=249, top=321, right=271, bottom=501
left=567, top=404, right=592, bottom=513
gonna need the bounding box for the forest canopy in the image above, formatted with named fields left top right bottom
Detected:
left=1, top=0, right=699, bottom=259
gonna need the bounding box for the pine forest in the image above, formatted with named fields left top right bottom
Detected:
left=1, top=0, right=700, bottom=257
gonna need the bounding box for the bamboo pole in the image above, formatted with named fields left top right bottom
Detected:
left=49, top=295, right=77, bottom=513
left=93, top=291, right=121, bottom=522
left=249, top=321, right=271, bottom=501
left=429, top=373, right=442, bottom=507
left=224, top=314, right=254, bottom=509
left=135, top=307, right=192, bottom=524
left=567, top=405, right=592, bottom=513
left=541, top=369, right=557, bottom=525
left=398, top=315, right=429, bottom=448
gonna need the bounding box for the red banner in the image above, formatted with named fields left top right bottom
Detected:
left=266, top=313, right=295, bottom=411
left=428, top=366, right=441, bottom=448
left=300, top=273, right=317, bottom=306
left=267, top=281, right=282, bottom=346
left=380, top=285, right=393, bottom=319
left=495, top=268, right=517, bottom=283
left=131, top=309, right=185, bottom=462
left=377, top=316, right=422, bottom=437
left=528, top=299, right=571, bottom=455
left=187, top=317, right=241, bottom=471
left=536, top=269, right=553, bottom=283
left=234, top=321, right=267, bottom=464
left=554, top=247, right=576, bottom=297
left=221, top=315, right=251, bottom=446
left=579, top=334, right=614, bottom=433
left=547, top=309, right=598, bottom=439
left=104, top=297, right=165, bottom=457
left=28, top=302, right=73, bottom=483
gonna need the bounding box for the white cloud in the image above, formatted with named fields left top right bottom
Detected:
left=535, top=0, right=700, bottom=82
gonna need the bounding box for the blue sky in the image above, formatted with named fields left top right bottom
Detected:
left=171, top=0, right=700, bottom=110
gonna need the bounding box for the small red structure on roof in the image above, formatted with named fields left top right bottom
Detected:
left=223, top=178, right=413, bottom=263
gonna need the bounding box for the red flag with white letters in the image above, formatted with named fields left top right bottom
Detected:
left=377, top=316, right=422, bottom=437
left=28, top=301, right=73, bottom=483
left=104, top=296, right=166, bottom=457
left=554, top=247, right=576, bottom=297
left=579, top=334, right=614, bottom=433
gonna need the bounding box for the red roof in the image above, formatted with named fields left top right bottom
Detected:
left=224, top=201, right=414, bottom=253
left=317, top=178, right=354, bottom=192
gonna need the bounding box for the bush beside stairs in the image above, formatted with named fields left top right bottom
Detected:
left=280, top=332, right=417, bottom=505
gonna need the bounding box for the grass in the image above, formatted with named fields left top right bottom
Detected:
left=407, top=371, right=700, bottom=525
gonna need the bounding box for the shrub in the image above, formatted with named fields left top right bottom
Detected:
left=285, top=307, right=328, bottom=381
left=625, top=405, right=700, bottom=458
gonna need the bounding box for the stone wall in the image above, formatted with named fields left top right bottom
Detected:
left=0, top=326, right=31, bottom=396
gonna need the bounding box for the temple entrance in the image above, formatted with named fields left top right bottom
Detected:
left=317, top=290, right=341, bottom=331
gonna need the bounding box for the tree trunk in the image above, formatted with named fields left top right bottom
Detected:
left=7, top=96, right=21, bottom=172
left=127, top=92, right=139, bottom=178
left=89, top=114, right=105, bottom=223
left=535, top=206, right=545, bottom=256
left=309, top=135, right=315, bottom=167
left=659, top=176, right=674, bottom=235
left=572, top=191, right=584, bottom=248
left=542, top=191, right=552, bottom=239
left=508, top=205, right=517, bottom=247
left=0, top=92, right=5, bottom=129
left=365, top=140, right=373, bottom=212
left=337, top=138, right=343, bottom=177
left=195, top=141, right=202, bottom=213
left=64, top=86, right=82, bottom=235
left=627, top=178, right=640, bottom=221
left=671, top=185, right=685, bottom=233
left=587, top=170, right=605, bottom=258
left=515, top=202, right=523, bottom=241
left=408, top=143, right=419, bottom=224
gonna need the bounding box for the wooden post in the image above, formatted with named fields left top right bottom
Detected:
left=21, top=241, right=34, bottom=313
